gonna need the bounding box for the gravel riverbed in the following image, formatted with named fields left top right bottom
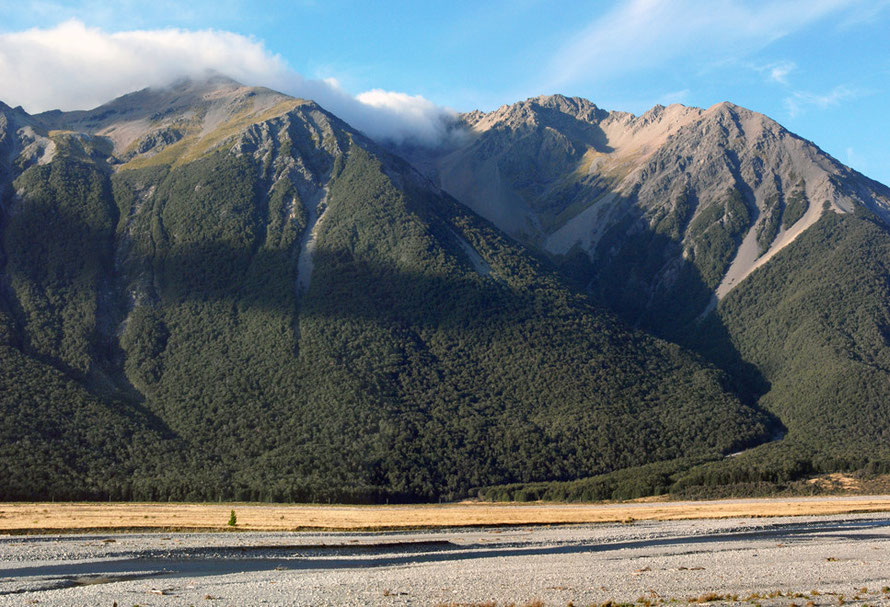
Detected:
left=2, top=513, right=890, bottom=606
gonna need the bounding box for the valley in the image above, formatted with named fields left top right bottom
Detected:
left=3, top=509, right=890, bottom=606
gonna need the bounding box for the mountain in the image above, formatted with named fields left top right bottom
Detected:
left=410, top=95, right=890, bottom=332
left=401, top=94, right=890, bottom=498
left=0, top=78, right=775, bottom=502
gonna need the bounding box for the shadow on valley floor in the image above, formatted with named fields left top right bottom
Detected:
left=4, top=517, right=889, bottom=587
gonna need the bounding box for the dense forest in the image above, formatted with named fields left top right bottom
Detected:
left=0, top=103, right=774, bottom=502
left=481, top=211, right=890, bottom=501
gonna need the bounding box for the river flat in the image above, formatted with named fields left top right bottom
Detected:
left=2, top=510, right=890, bottom=606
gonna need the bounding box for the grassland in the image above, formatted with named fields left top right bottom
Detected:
left=3, top=496, right=890, bottom=533
left=119, top=98, right=305, bottom=170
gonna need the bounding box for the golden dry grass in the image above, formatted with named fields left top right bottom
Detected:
left=2, top=496, right=890, bottom=533
left=806, top=473, right=862, bottom=492
left=118, top=98, right=306, bottom=171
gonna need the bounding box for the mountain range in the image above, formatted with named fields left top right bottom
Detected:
left=1, top=75, right=889, bottom=502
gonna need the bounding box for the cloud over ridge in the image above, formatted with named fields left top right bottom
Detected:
left=0, top=20, right=455, bottom=144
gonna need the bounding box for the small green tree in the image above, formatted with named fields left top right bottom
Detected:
left=227, top=510, right=237, bottom=527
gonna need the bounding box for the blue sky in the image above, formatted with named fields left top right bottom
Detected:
left=1, top=0, right=888, bottom=185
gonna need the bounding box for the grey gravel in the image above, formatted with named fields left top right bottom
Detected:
left=2, top=513, right=890, bottom=606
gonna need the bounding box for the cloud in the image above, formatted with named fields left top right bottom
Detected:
left=355, top=89, right=459, bottom=144
left=745, top=60, right=796, bottom=85
left=0, top=20, right=455, bottom=144
left=656, top=89, right=691, bottom=105
left=783, top=85, right=859, bottom=118
left=543, top=0, right=856, bottom=89
left=837, top=0, right=890, bottom=27
left=0, top=20, right=288, bottom=110
left=767, top=61, right=796, bottom=85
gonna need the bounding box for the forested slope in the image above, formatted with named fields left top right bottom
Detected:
left=671, top=210, right=890, bottom=494
left=0, top=84, right=775, bottom=501
left=482, top=211, right=890, bottom=501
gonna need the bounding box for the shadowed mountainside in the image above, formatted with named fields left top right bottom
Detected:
left=0, top=79, right=776, bottom=502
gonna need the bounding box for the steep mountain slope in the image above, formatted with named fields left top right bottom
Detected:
left=414, top=95, right=890, bottom=340
left=0, top=102, right=186, bottom=500
left=405, top=95, right=890, bottom=498
left=0, top=78, right=773, bottom=501
left=672, top=210, right=890, bottom=494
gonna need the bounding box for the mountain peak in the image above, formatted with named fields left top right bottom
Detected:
left=92, top=74, right=289, bottom=119
left=529, top=93, right=600, bottom=112
left=708, top=100, right=746, bottom=112
left=164, top=71, right=244, bottom=92
left=27, top=75, right=309, bottom=164
left=460, top=93, right=608, bottom=134
left=705, top=100, right=758, bottom=120
left=414, top=89, right=890, bottom=306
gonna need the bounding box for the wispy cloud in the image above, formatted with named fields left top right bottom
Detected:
left=767, top=61, right=796, bottom=85
left=745, top=60, right=797, bottom=85
left=0, top=20, right=455, bottom=144
left=837, top=0, right=890, bottom=27
left=543, top=0, right=856, bottom=90
left=783, top=85, right=859, bottom=118
left=657, top=89, right=691, bottom=105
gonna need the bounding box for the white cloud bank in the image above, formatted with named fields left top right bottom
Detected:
left=0, top=20, right=456, bottom=144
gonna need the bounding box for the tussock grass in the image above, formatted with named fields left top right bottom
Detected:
left=120, top=98, right=305, bottom=171
left=3, top=496, right=890, bottom=533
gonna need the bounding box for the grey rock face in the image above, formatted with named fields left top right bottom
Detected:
left=407, top=95, right=890, bottom=311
